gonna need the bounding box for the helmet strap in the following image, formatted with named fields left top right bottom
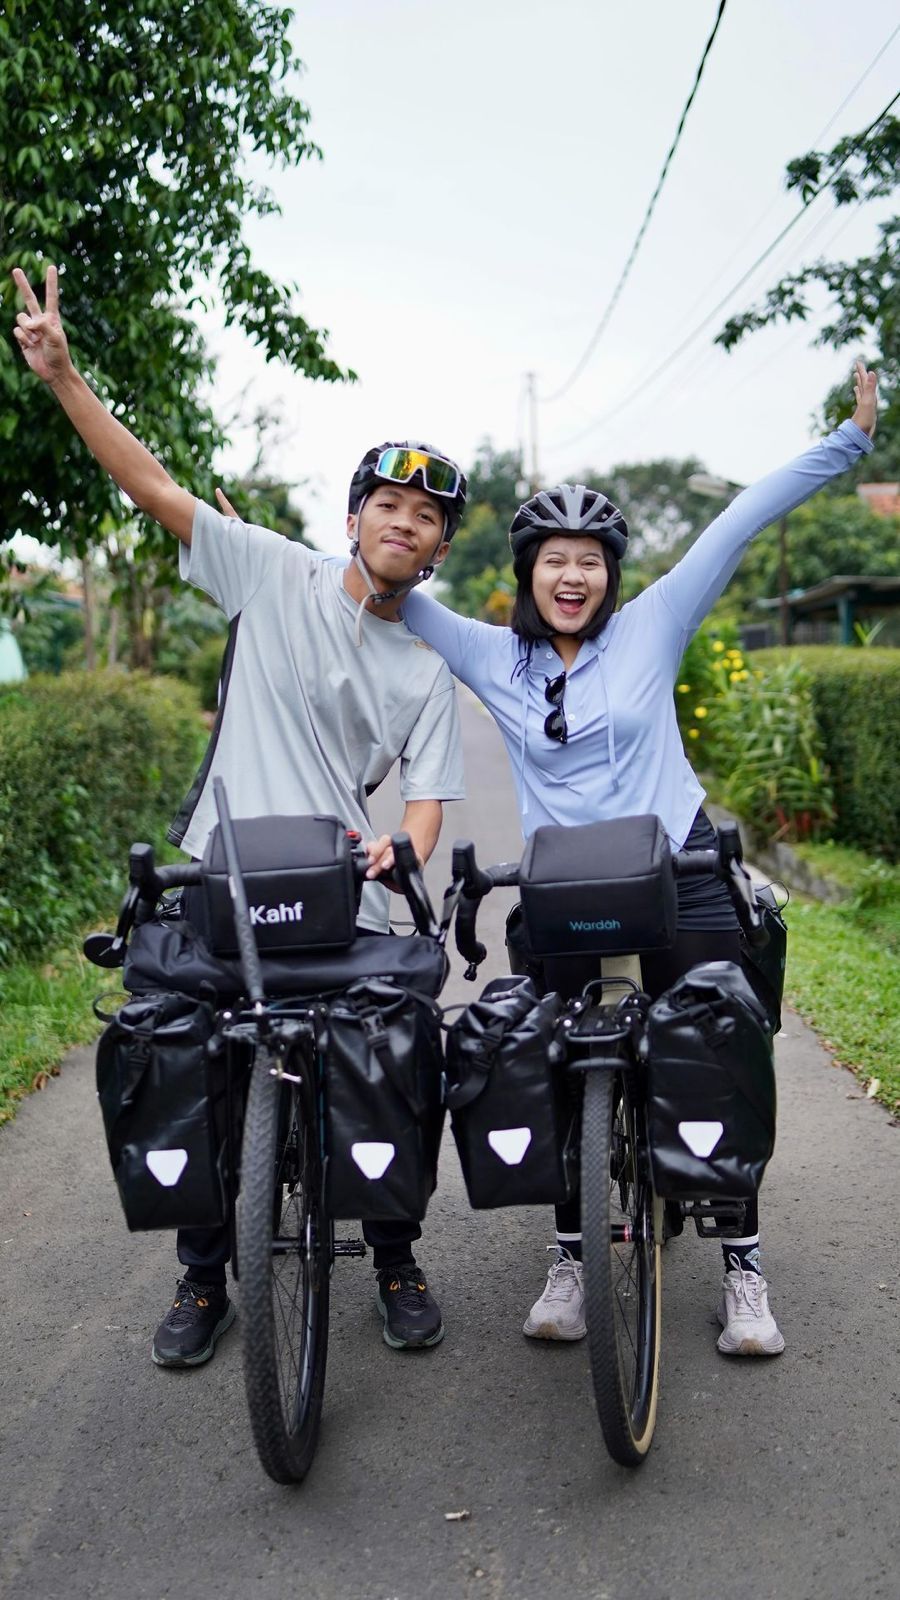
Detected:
left=349, top=497, right=446, bottom=646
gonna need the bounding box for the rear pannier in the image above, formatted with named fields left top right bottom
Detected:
left=642, top=961, right=776, bottom=1201
left=323, top=979, right=445, bottom=1221
left=201, top=813, right=361, bottom=955
left=445, top=976, right=576, bottom=1209
left=95, top=992, right=243, bottom=1231
left=519, top=814, right=677, bottom=957
left=739, top=883, right=788, bottom=1033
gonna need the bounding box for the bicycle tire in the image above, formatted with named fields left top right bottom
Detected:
left=238, top=1046, right=330, bottom=1484
left=581, top=1069, right=662, bottom=1467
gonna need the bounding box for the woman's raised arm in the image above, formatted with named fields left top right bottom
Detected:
left=653, top=362, right=877, bottom=634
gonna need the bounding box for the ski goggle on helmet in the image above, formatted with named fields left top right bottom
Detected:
left=376, top=446, right=460, bottom=497
left=348, top=440, right=468, bottom=540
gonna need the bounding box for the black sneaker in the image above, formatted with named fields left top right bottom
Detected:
left=375, top=1263, right=444, bottom=1349
left=151, top=1279, right=236, bottom=1368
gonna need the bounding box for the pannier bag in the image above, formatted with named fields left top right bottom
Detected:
left=123, top=916, right=448, bottom=1003
left=642, top=961, right=776, bottom=1201
left=445, top=976, right=575, bottom=1209
left=519, top=814, right=677, bottom=957
left=739, top=884, right=787, bottom=1033
left=201, top=813, right=361, bottom=956
left=323, top=978, right=445, bottom=1221
left=96, top=992, right=233, bottom=1231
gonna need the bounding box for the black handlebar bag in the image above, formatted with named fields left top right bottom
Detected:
left=201, top=813, right=360, bottom=955
left=323, top=978, right=445, bottom=1221
left=642, top=961, right=776, bottom=1201
left=95, top=992, right=236, bottom=1231
left=445, top=976, right=576, bottom=1209
left=519, top=814, right=677, bottom=957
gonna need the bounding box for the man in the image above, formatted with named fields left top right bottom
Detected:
left=13, top=263, right=467, bottom=1363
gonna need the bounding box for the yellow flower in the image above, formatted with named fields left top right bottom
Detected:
left=739, top=670, right=750, bottom=681
left=712, top=660, right=724, bottom=670
left=729, top=671, right=743, bottom=683
left=688, top=728, right=700, bottom=739
left=712, top=640, right=726, bottom=653
left=677, top=683, right=690, bottom=693
left=694, top=706, right=708, bottom=718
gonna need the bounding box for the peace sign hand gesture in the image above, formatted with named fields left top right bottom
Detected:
left=851, top=359, right=878, bottom=439
left=12, top=264, right=72, bottom=388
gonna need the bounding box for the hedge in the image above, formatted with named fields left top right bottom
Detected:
left=753, top=647, right=900, bottom=861
left=0, top=672, right=204, bottom=964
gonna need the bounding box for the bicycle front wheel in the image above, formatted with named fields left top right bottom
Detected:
left=238, top=1047, right=330, bottom=1485
left=581, top=1069, right=662, bottom=1467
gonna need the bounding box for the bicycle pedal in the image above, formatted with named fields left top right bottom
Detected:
left=333, top=1237, right=367, bottom=1258
left=687, top=1199, right=747, bottom=1238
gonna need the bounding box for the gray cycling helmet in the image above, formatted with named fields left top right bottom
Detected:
left=509, top=484, right=628, bottom=570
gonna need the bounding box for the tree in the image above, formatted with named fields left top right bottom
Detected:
left=577, top=456, right=715, bottom=570
left=440, top=442, right=523, bottom=610
left=718, top=494, right=900, bottom=618
left=717, top=113, right=900, bottom=479
left=0, top=0, right=351, bottom=652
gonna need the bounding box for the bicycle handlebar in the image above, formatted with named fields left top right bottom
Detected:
left=85, top=813, right=441, bottom=972
left=451, top=821, right=767, bottom=977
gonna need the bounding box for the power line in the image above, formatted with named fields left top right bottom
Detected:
left=540, top=0, right=730, bottom=405
left=654, top=20, right=900, bottom=351
left=545, top=84, right=900, bottom=459
left=817, top=20, right=900, bottom=139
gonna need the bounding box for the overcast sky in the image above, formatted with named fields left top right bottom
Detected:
left=206, top=0, right=898, bottom=555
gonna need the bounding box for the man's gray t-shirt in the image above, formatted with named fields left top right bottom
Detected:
left=169, top=503, right=465, bottom=932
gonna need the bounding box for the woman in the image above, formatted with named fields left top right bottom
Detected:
left=402, top=364, right=878, bottom=1357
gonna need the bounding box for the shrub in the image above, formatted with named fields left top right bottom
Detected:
left=754, top=648, right=900, bottom=861
left=707, top=659, right=835, bottom=840
left=188, top=632, right=229, bottom=712
left=674, top=617, right=740, bottom=759
left=0, top=672, right=204, bottom=964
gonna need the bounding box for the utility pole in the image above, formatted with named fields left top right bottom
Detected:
left=525, top=371, right=540, bottom=493
left=778, top=514, right=790, bottom=647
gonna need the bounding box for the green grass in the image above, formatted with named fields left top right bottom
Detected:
left=0, top=932, right=114, bottom=1126
left=784, top=895, right=900, bottom=1115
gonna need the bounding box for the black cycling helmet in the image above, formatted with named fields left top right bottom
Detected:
left=508, top=484, right=628, bottom=570
left=348, top=439, right=468, bottom=540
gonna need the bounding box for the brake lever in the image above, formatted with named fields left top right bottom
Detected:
left=390, top=832, right=440, bottom=938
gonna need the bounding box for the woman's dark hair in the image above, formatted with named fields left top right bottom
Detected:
left=510, top=539, right=621, bottom=645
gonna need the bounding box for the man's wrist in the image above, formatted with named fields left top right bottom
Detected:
left=48, top=361, right=80, bottom=401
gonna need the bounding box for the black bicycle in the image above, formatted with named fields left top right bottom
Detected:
left=88, top=779, right=452, bottom=1485
left=449, top=821, right=769, bottom=1468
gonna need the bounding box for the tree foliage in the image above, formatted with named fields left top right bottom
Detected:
left=0, top=0, right=350, bottom=587
left=720, top=494, right=900, bottom=617
left=439, top=442, right=522, bottom=610
left=578, top=456, right=714, bottom=568
left=717, top=113, right=900, bottom=473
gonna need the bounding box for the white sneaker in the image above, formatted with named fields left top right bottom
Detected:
left=523, top=1247, right=586, bottom=1341
left=716, top=1253, right=785, bottom=1356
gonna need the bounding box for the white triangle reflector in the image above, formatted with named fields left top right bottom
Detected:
left=487, top=1127, right=532, bottom=1166
left=351, top=1141, right=395, bottom=1180
left=146, top=1148, right=189, bottom=1187
left=678, top=1120, right=724, bottom=1159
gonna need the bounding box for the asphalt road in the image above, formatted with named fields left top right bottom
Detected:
left=1, top=691, right=898, bottom=1600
